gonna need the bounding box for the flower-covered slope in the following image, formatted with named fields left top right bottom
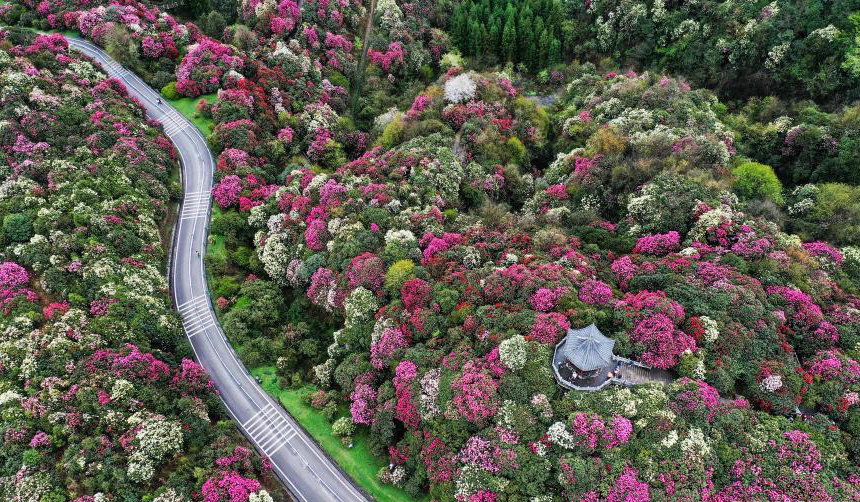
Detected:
left=217, top=66, right=860, bottom=500
left=6, top=0, right=860, bottom=500
left=0, top=31, right=281, bottom=501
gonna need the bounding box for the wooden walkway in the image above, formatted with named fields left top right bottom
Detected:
left=614, top=360, right=673, bottom=387
left=552, top=340, right=675, bottom=392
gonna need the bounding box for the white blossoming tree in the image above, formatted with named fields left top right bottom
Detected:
left=499, top=335, right=527, bottom=370
left=444, top=73, right=477, bottom=104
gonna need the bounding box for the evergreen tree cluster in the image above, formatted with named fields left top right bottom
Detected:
left=451, top=0, right=563, bottom=71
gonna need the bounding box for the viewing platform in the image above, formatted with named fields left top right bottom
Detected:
left=551, top=324, right=673, bottom=392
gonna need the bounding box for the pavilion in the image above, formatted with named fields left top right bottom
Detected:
left=552, top=324, right=618, bottom=390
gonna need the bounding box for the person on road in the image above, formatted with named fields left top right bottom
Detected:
left=196, top=250, right=201, bottom=258
left=157, top=97, right=162, bottom=104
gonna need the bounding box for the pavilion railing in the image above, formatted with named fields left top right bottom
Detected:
left=553, top=340, right=670, bottom=391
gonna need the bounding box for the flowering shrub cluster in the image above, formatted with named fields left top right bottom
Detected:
left=527, top=70, right=734, bottom=222
left=6, top=0, right=195, bottom=88
left=227, top=62, right=860, bottom=498
left=0, top=31, right=279, bottom=500
left=176, top=38, right=243, bottom=97
left=10, top=0, right=860, bottom=499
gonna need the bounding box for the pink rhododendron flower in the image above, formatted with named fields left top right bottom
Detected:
left=212, top=175, right=242, bottom=208
left=803, top=241, right=843, bottom=265
left=633, top=231, right=681, bottom=255
left=452, top=361, right=499, bottom=425
left=606, top=467, right=651, bottom=502
left=579, top=279, right=614, bottom=305
left=0, top=262, right=29, bottom=289
left=201, top=471, right=261, bottom=502
left=528, top=313, right=570, bottom=344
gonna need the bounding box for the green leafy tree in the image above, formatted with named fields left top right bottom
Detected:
left=517, top=12, right=532, bottom=62
left=202, top=10, right=227, bottom=39
left=161, top=81, right=179, bottom=100
left=732, top=161, right=784, bottom=205
left=549, top=37, right=561, bottom=65
left=186, top=0, right=210, bottom=18
left=539, top=28, right=552, bottom=69
left=489, top=19, right=501, bottom=56
left=843, top=13, right=860, bottom=78
left=3, top=213, right=33, bottom=242
left=103, top=24, right=139, bottom=70
left=208, top=0, right=238, bottom=23
left=502, top=16, right=517, bottom=62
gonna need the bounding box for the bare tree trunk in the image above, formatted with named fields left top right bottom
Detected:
left=351, top=0, right=377, bottom=115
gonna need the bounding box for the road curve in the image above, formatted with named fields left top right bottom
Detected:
left=65, top=37, right=370, bottom=502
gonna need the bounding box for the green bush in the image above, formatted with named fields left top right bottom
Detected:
left=2, top=4, right=25, bottom=24
left=732, top=161, right=783, bottom=205
left=385, top=260, right=415, bottom=292
left=151, top=71, right=174, bottom=91
left=417, top=64, right=434, bottom=82
left=3, top=213, right=33, bottom=242
left=161, top=81, right=179, bottom=100
left=376, top=114, right=405, bottom=149
left=327, top=71, right=350, bottom=90
left=507, top=136, right=526, bottom=165
left=202, top=10, right=227, bottom=39
left=788, top=183, right=860, bottom=246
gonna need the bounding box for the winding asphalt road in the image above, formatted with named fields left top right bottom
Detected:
left=66, top=38, right=369, bottom=502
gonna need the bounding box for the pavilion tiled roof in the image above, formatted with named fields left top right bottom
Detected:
left=560, top=324, right=615, bottom=372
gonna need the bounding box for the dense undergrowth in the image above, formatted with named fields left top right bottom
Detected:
left=3, top=0, right=860, bottom=500
left=0, top=30, right=282, bottom=501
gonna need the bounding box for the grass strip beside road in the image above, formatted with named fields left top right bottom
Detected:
left=251, top=366, right=430, bottom=502
left=166, top=93, right=217, bottom=136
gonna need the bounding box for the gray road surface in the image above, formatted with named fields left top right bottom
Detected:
left=65, top=37, right=369, bottom=502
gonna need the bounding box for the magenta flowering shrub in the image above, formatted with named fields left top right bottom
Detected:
left=401, top=278, right=432, bottom=311
left=668, top=378, right=733, bottom=423
left=0, top=261, right=37, bottom=311
left=201, top=471, right=262, bottom=502
left=350, top=377, right=377, bottom=425
left=611, top=256, right=638, bottom=290
left=212, top=175, right=243, bottom=209
left=407, top=95, right=431, bottom=119
left=528, top=312, right=570, bottom=344
left=632, top=231, right=681, bottom=256
left=617, top=291, right=696, bottom=369
left=368, top=41, right=406, bottom=73
left=16, top=0, right=191, bottom=75
left=370, top=327, right=409, bottom=370
left=711, top=430, right=833, bottom=501
left=346, top=252, right=385, bottom=291
left=457, top=436, right=501, bottom=473
left=0, top=32, right=278, bottom=499
left=236, top=96, right=860, bottom=496
left=394, top=360, right=421, bottom=429
left=767, top=285, right=839, bottom=355
left=605, top=467, right=650, bottom=502
left=804, top=349, right=860, bottom=421
left=803, top=241, right=844, bottom=266
left=307, top=267, right=336, bottom=307
left=176, top=38, right=244, bottom=97
left=529, top=287, right=568, bottom=312
left=807, top=349, right=860, bottom=382
left=217, top=148, right=252, bottom=173
left=305, top=218, right=330, bottom=251
left=452, top=361, right=500, bottom=426
left=578, top=279, right=614, bottom=306
left=17, top=2, right=860, bottom=498
left=566, top=413, right=632, bottom=451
